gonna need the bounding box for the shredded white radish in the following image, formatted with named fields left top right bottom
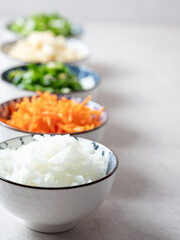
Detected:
left=8, top=31, right=84, bottom=63
left=0, top=135, right=109, bottom=187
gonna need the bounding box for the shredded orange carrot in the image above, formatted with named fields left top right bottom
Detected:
left=2, top=92, right=105, bottom=134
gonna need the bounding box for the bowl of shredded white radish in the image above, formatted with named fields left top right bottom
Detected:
left=0, top=134, right=118, bottom=233
left=1, top=31, right=90, bottom=64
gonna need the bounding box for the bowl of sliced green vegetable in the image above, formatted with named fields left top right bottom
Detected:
left=7, top=13, right=83, bottom=37
left=1, top=62, right=100, bottom=99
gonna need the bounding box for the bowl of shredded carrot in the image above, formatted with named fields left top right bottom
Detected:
left=0, top=91, right=108, bottom=142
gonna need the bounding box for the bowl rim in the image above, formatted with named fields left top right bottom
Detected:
left=0, top=135, right=119, bottom=190
left=0, top=95, right=108, bottom=136
left=1, top=63, right=100, bottom=94
left=1, top=38, right=91, bottom=64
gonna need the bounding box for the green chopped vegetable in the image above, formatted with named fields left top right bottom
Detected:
left=8, top=13, right=74, bottom=36
left=7, top=62, right=83, bottom=93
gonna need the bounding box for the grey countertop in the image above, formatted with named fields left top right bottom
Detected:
left=0, top=19, right=180, bottom=239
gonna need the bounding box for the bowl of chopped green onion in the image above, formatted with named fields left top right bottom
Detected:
left=1, top=62, right=100, bottom=99
left=7, top=13, right=83, bottom=37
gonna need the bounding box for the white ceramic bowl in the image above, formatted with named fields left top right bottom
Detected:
left=0, top=135, right=118, bottom=233
left=0, top=96, right=108, bottom=143
left=1, top=64, right=100, bottom=100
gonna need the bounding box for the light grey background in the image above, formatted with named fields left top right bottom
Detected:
left=0, top=0, right=180, bottom=23
left=0, top=21, right=180, bottom=240
left=0, top=1, right=180, bottom=240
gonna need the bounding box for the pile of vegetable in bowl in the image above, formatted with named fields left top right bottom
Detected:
left=0, top=92, right=108, bottom=141
left=0, top=134, right=112, bottom=187
left=1, top=62, right=99, bottom=98
left=0, top=134, right=118, bottom=233
left=4, top=62, right=82, bottom=93
left=7, top=13, right=82, bottom=37
left=2, top=31, right=90, bottom=63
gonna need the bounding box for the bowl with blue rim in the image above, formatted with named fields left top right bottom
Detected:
left=0, top=134, right=118, bottom=233
left=1, top=62, right=100, bottom=100
left=0, top=94, right=108, bottom=143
